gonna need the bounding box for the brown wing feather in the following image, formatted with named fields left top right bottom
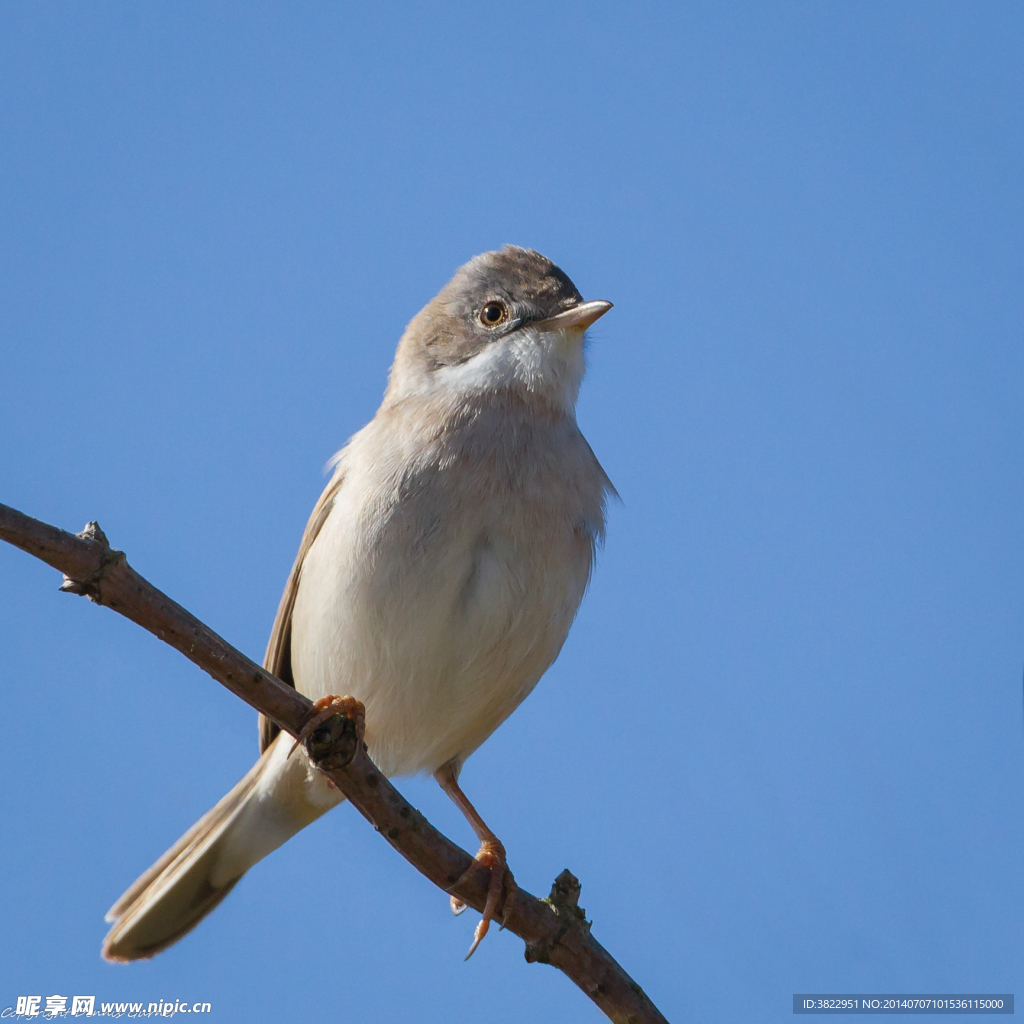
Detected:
left=259, top=468, right=346, bottom=752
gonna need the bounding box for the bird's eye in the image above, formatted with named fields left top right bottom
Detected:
left=480, top=301, right=508, bottom=326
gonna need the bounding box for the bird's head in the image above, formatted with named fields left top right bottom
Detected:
left=386, top=246, right=612, bottom=413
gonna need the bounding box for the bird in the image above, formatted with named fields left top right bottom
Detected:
left=102, top=245, right=614, bottom=962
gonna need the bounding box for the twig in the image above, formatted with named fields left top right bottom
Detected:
left=0, top=502, right=669, bottom=1024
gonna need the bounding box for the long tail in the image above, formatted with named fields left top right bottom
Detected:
left=102, top=733, right=343, bottom=961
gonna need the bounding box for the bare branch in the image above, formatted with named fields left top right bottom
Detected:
left=0, top=502, right=669, bottom=1024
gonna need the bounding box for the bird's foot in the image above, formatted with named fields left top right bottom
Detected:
left=288, top=694, right=365, bottom=759
left=452, top=838, right=516, bottom=960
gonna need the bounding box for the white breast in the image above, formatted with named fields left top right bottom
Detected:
left=289, top=402, right=607, bottom=777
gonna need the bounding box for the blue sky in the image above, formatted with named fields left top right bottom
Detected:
left=1, top=3, right=1022, bottom=1021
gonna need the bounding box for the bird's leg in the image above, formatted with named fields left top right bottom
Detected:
left=288, top=695, right=365, bottom=758
left=435, top=760, right=517, bottom=960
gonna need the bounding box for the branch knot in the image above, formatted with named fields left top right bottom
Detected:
left=58, top=521, right=125, bottom=603
left=524, top=869, right=591, bottom=965
left=303, top=712, right=361, bottom=770
left=295, top=697, right=366, bottom=772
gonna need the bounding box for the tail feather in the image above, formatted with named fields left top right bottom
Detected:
left=102, top=734, right=343, bottom=961
left=102, top=757, right=265, bottom=961
left=105, top=763, right=262, bottom=927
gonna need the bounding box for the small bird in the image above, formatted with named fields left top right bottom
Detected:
left=102, top=246, right=614, bottom=962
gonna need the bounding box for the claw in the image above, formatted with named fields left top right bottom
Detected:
left=288, top=695, right=365, bottom=759
left=465, top=920, right=487, bottom=961
left=450, top=896, right=468, bottom=916
left=452, top=838, right=516, bottom=960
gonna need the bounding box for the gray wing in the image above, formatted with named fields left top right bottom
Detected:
left=259, top=467, right=346, bottom=752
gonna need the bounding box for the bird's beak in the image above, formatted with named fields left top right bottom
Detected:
left=536, top=300, right=613, bottom=332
